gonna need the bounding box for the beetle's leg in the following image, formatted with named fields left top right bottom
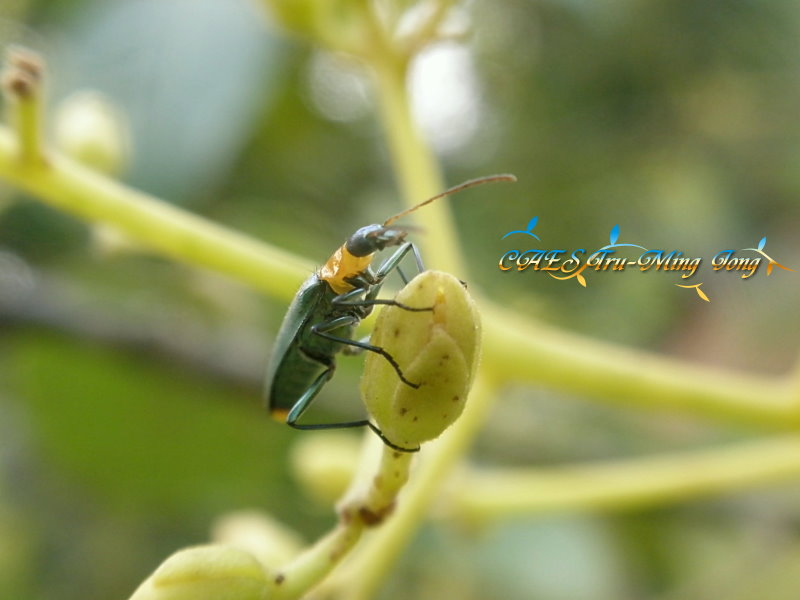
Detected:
left=336, top=242, right=430, bottom=311
left=366, top=422, right=420, bottom=453
left=284, top=366, right=373, bottom=430
left=282, top=358, right=419, bottom=452
left=341, top=334, right=369, bottom=356
left=396, top=265, right=410, bottom=285
left=396, top=244, right=424, bottom=284
left=332, top=286, right=432, bottom=313
left=346, top=270, right=376, bottom=287
left=374, top=242, right=424, bottom=281
left=339, top=242, right=427, bottom=307
left=344, top=242, right=423, bottom=290
left=312, top=316, right=421, bottom=389
left=372, top=240, right=424, bottom=292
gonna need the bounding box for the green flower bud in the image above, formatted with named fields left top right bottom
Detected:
left=361, top=270, right=481, bottom=449
left=91, top=223, right=143, bottom=257
left=128, top=545, right=271, bottom=600
left=212, top=511, right=304, bottom=569
left=290, top=431, right=360, bottom=503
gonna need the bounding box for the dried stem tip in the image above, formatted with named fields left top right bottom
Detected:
left=2, top=47, right=43, bottom=99
left=7, top=46, right=43, bottom=79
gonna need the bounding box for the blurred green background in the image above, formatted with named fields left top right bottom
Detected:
left=1, top=0, right=799, bottom=598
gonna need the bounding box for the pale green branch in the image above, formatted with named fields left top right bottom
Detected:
left=451, top=434, right=800, bottom=520
left=481, top=302, right=799, bottom=427
left=0, top=125, right=310, bottom=302
left=272, top=522, right=365, bottom=600
left=371, top=54, right=465, bottom=276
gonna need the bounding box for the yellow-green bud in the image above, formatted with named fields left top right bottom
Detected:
left=361, top=270, right=481, bottom=449
left=54, top=91, right=129, bottom=174
left=128, top=545, right=271, bottom=600
left=91, top=223, right=143, bottom=257
left=212, top=511, right=304, bottom=569
left=290, top=431, right=360, bottom=503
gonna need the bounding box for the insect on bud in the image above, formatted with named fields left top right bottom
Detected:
left=361, top=270, right=481, bottom=450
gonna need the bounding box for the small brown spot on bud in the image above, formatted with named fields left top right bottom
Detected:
left=275, top=573, right=286, bottom=585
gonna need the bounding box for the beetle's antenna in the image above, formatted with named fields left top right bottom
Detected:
left=383, top=173, right=517, bottom=226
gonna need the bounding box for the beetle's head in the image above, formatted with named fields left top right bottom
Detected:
left=345, top=224, right=408, bottom=257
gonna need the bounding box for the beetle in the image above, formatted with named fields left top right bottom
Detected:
left=265, top=174, right=516, bottom=451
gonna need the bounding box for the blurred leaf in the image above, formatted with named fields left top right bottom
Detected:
left=58, top=0, right=285, bottom=204
left=6, top=331, right=295, bottom=516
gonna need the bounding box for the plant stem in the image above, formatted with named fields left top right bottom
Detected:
left=2, top=46, right=45, bottom=165
left=327, top=375, right=498, bottom=600
left=481, top=302, right=799, bottom=427
left=10, top=86, right=42, bottom=164
left=452, top=434, right=800, bottom=519
left=371, top=57, right=465, bottom=276
left=273, top=522, right=365, bottom=600
left=0, top=126, right=310, bottom=302
left=357, top=448, right=413, bottom=517
left=273, top=446, right=413, bottom=599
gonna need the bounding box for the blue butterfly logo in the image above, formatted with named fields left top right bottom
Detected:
left=502, top=217, right=540, bottom=240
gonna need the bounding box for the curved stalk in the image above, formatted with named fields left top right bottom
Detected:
left=452, top=434, right=800, bottom=519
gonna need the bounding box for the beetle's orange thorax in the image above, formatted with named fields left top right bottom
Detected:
left=318, top=245, right=374, bottom=294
